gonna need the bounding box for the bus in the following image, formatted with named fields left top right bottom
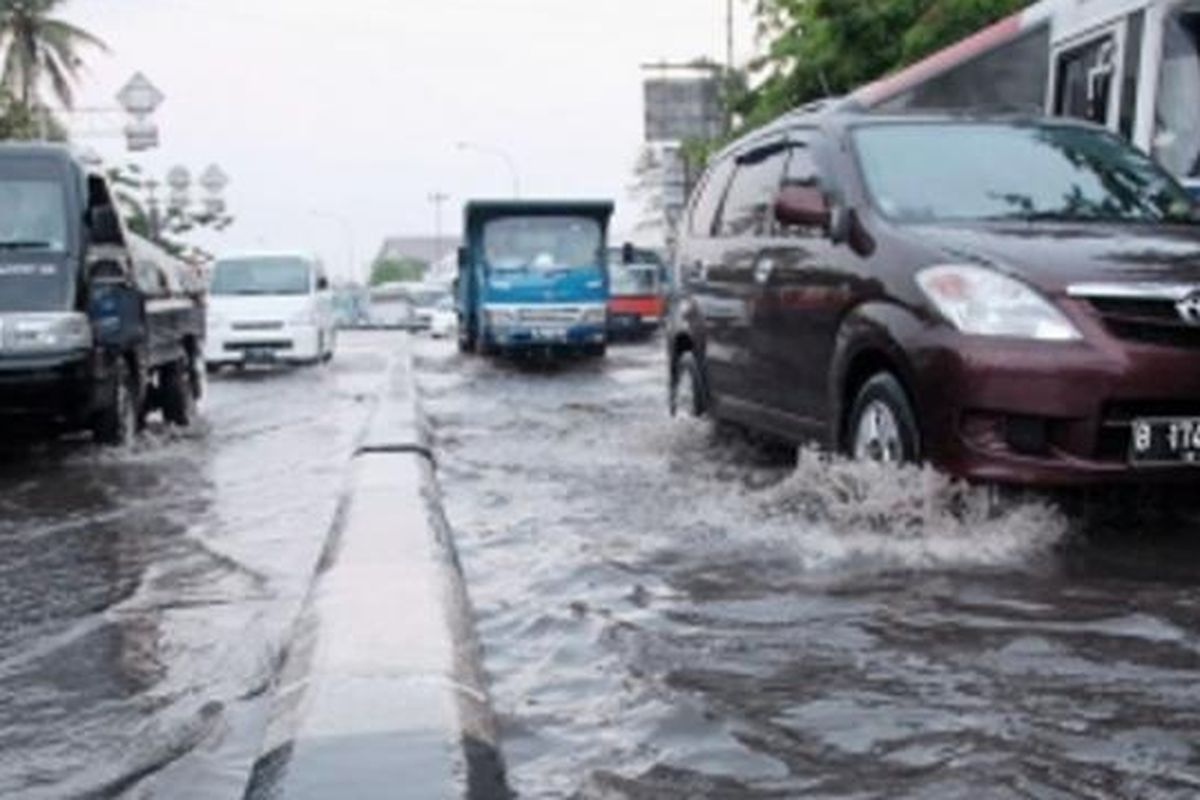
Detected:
left=849, top=0, right=1200, bottom=195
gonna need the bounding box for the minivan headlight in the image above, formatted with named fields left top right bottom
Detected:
left=917, top=265, right=1082, bottom=341
left=1, top=313, right=92, bottom=352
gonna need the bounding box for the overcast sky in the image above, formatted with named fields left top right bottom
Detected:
left=66, top=0, right=759, bottom=279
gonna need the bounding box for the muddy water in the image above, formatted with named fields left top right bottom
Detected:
left=0, top=332, right=397, bottom=798
left=415, top=337, right=1200, bottom=799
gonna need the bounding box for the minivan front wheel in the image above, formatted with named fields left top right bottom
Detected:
left=846, top=373, right=920, bottom=465
left=670, top=352, right=707, bottom=418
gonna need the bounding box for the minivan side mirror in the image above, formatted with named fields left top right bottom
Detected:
left=775, top=185, right=831, bottom=230
left=88, top=206, right=123, bottom=246
left=316, top=275, right=330, bottom=291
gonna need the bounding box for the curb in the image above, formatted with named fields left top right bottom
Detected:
left=245, top=335, right=509, bottom=799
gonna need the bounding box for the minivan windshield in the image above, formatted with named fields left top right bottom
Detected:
left=210, top=257, right=313, bottom=296
left=854, top=123, right=1196, bottom=224
left=483, top=216, right=602, bottom=274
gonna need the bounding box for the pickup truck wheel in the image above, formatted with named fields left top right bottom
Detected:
left=846, top=373, right=920, bottom=465
left=92, top=359, right=138, bottom=446
left=670, top=352, right=708, bottom=418
left=161, top=358, right=197, bottom=427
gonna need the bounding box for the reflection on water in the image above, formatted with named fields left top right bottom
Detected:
left=416, top=337, right=1200, bottom=800
left=0, top=335, right=393, bottom=798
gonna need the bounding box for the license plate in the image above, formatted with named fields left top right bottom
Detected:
left=531, top=327, right=566, bottom=342
left=1130, top=417, right=1200, bottom=465
left=244, top=347, right=277, bottom=362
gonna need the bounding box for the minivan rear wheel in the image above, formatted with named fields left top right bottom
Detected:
left=670, top=352, right=707, bottom=418
left=846, top=373, right=920, bottom=464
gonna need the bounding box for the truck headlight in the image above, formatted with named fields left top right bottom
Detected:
left=485, top=307, right=516, bottom=326
left=580, top=306, right=607, bottom=325
left=2, top=313, right=93, bottom=352
left=917, top=265, right=1081, bottom=341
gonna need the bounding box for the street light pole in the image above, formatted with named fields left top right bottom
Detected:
left=456, top=141, right=521, bottom=199
left=428, top=191, right=450, bottom=271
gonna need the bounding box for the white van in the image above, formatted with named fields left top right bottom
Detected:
left=204, top=252, right=336, bottom=369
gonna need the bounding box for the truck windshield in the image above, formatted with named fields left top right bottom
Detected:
left=483, top=216, right=601, bottom=274
left=610, top=264, right=659, bottom=296
left=210, top=257, right=313, bottom=296
left=0, top=179, right=68, bottom=252
left=854, top=123, right=1195, bottom=224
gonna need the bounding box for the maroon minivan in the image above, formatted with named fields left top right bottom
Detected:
left=667, top=106, right=1200, bottom=486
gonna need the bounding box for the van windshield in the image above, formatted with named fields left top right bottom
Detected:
left=210, top=257, right=313, bottom=296
left=854, top=123, right=1195, bottom=224
left=483, top=216, right=601, bottom=274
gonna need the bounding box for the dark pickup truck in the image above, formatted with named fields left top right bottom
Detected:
left=0, top=144, right=206, bottom=444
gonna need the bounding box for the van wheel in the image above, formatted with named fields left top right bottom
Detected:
left=846, top=373, right=920, bottom=464
left=93, top=359, right=138, bottom=446
left=161, top=357, right=197, bottom=427
left=670, top=352, right=707, bottom=418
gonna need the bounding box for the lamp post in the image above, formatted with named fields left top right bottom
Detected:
left=456, top=141, right=521, bottom=198
left=309, top=210, right=359, bottom=284
left=428, top=191, right=450, bottom=270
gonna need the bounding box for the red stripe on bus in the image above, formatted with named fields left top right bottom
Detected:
left=854, top=13, right=1025, bottom=106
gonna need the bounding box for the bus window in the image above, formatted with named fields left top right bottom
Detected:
left=1156, top=7, right=1200, bottom=180
left=1055, top=36, right=1116, bottom=125
left=877, top=26, right=1050, bottom=114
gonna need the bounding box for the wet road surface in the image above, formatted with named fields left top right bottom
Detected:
left=0, top=332, right=400, bottom=798
left=415, top=337, right=1200, bottom=799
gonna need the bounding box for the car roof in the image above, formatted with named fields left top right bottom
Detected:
left=715, top=101, right=1109, bottom=160
left=215, top=250, right=321, bottom=263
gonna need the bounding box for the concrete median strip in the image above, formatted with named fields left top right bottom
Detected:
left=246, top=335, right=510, bottom=799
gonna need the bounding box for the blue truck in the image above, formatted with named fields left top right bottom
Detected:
left=456, top=200, right=614, bottom=358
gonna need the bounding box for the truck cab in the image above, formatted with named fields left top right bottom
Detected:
left=0, top=144, right=206, bottom=444
left=456, top=200, right=614, bottom=358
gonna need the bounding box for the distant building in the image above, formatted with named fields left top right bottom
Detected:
left=375, top=236, right=462, bottom=268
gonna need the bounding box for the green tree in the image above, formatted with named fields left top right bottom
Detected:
left=370, top=257, right=427, bottom=286
left=0, top=0, right=107, bottom=113
left=742, top=0, right=1031, bottom=128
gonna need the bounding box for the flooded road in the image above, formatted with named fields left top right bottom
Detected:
left=415, top=337, right=1200, bottom=799
left=0, top=331, right=399, bottom=798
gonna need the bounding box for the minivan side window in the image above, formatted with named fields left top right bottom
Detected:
left=780, top=143, right=830, bottom=238
left=689, top=157, right=735, bottom=237
left=716, top=147, right=788, bottom=238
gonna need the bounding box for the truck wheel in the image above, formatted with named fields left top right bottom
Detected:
left=475, top=334, right=498, bottom=357
left=845, top=373, right=920, bottom=464
left=161, top=357, right=197, bottom=427
left=670, top=352, right=707, bottom=418
left=584, top=343, right=607, bottom=358
left=93, top=359, right=138, bottom=446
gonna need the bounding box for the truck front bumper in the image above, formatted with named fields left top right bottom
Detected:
left=0, top=350, right=98, bottom=420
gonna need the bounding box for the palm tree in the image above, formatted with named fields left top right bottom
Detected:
left=0, top=0, right=107, bottom=111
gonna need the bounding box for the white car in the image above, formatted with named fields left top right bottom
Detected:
left=204, top=252, right=337, bottom=369
left=427, top=298, right=458, bottom=339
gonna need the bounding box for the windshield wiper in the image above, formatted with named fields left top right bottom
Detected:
left=0, top=240, right=52, bottom=250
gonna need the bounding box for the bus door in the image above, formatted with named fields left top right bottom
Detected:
left=1052, top=15, right=1144, bottom=140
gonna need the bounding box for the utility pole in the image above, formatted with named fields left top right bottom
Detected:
left=428, top=191, right=450, bottom=271
left=726, top=0, right=734, bottom=75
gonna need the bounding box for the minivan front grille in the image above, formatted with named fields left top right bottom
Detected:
left=1084, top=297, right=1200, bottom=350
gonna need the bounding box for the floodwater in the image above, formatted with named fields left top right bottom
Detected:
left=415, top=337, right=1200, bottom=800
left=0, top=332, right=399, bottom=798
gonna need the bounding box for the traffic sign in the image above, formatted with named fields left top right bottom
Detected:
left=117, top=72, right=165, bottom=117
